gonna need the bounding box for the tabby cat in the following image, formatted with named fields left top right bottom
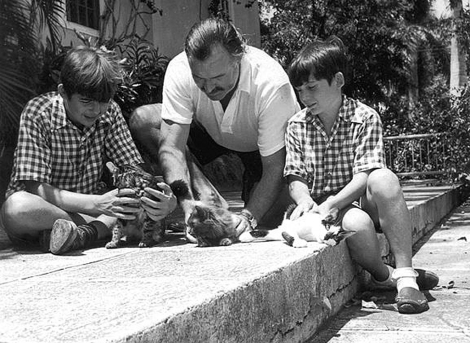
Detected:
left=238, top=205, right=354, bottom=248
left=170, top=180, right=239, bottom=247
left=105, top=162, right=166, bottom=249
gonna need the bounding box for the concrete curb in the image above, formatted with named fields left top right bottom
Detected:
left=0, top=183, right=465, bottom=343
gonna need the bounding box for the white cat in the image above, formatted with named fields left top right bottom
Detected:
left=239, top=206, right=354, bottom=248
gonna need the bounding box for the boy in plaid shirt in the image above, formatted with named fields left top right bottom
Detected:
left=285, top=37, right=438, bottom=314
left=0, top=46, right=176, bottom=255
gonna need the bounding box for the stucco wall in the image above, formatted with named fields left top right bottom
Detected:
left=60, top=0, right=261, bottom=60
left=152, top=0, right=261, bottom=59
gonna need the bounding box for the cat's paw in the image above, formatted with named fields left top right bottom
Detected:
left=219, top=238, right=233, bottom=246
left=138, top=241, right=154, bottom=248
left=292, top=239, right=308, bottom=248
left=105, top=241, right=119, bottom=249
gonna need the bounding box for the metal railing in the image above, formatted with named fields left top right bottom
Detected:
left=383, top=132, right=450, bottom=178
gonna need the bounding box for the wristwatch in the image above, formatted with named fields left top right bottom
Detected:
left=239, top=209, right=258, bottom=229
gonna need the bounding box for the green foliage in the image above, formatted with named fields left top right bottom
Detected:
left=411, top=81, right=470, bottom=176
left=0, top=0, right=65, bottom=146
left=383, top=76, right=470, bottom=178
left=262, top=0, right=470, bottom=177
left=36, top=33, right=169, bottom=119
left=113, top=37, right=169, bottom=118
left=261, top=0, right=437, bottom=103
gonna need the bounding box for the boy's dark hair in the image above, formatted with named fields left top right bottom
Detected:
left=60, top=46, right=122, bottom=102
left=288, top=36, right=348, bottom=88
left=184, top=18, right=246, bottom=63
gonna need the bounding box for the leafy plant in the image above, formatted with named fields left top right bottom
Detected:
left=0, top=0, right=64, bottom=146
left=113, top=37, right=169, bottom=118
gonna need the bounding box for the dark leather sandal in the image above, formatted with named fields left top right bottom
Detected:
left=396, top=287, right=429, bottom=314
left=415, top=269, right=439, bottom=290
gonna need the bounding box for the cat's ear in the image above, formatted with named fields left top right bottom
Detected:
left=323, top=226, right=355, bottom=245
left=337, top=228, right=355, bottom=240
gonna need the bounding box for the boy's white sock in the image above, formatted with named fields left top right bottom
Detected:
left=393, top=267, right=419, bottom=292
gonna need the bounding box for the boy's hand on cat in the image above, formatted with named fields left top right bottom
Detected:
left=315, top=200, right=339, bottom=223
left=97, top=188, right=141, bottom=220
left=291, top=199, right=317, bottom=220
left=141, top=183, right=177, bottom=221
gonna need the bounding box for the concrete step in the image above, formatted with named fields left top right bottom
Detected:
left=0, top=182, right=465, bottom=343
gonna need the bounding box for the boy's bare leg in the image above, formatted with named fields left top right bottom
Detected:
left=362, top=169, right=413, bottom=269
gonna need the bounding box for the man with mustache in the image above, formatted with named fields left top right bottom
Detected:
left=130, top=18, right=300, bottom=241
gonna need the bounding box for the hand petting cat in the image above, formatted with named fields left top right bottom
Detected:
left=96, top=188, right=141, bottom=220
left=290, top=198, right=317, bottom=220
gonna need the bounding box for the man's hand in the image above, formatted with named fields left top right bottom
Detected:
left=97, top=188, right=141, bottom=220
left=234, top=209, right=257, bottom=237
left=141, top=182, right=177, bottom=221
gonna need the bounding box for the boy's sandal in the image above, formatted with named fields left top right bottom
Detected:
left=396, top=287, right=429, bottom=314
left=415, top=269, right=439, bottom=290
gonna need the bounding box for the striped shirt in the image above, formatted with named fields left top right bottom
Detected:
left=284, top=96, right=385, bottom=200
left=6, top=92, right=143, bottom=198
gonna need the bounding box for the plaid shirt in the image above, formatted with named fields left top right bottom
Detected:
left=284, top=96, right=385, bottom=200
left=6, top=92, right=143, bottom=198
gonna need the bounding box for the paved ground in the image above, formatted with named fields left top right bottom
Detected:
left=309, top=197, right=470, bottom=343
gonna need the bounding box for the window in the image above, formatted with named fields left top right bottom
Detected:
left=66, top=0, right=100, bottom=30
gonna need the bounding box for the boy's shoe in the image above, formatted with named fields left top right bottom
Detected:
left=416, top=269, right=439, bottom=290
left=396, top=287, right=429, bottom=314
left=49, top=219, right=98, bottom=255
left=370, top=267, right=439, bottom=291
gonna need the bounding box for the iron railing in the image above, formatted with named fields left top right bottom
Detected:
left=383, top=133, right=450, bottom=178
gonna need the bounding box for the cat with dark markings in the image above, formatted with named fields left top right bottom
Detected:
left=238, top=204, right=354, bottom=248
left=105, top=162, right=166, bottom=248
left=170, top=180, right=239, bottom=247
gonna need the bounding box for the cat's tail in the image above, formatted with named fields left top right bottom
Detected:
left=169, top=179, right=192, bottom=201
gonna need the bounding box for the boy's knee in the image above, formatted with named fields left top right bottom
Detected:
left=129, top=103, right=162, bottom=136
left=342, top=208, right=374, bottom=233
left=367, top=168, right=401, bottom=196
left=1, top=192, right=33, bottom=231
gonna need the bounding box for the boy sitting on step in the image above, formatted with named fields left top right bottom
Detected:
left=0, top=46, right=176, bottom=255
left=285, top=37, right=438, bottom=314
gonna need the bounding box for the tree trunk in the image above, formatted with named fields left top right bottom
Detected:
left=450, top=0, right=468, bottom=95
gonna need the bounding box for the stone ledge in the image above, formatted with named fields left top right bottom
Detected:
left=0, top=183, right=465, bottom=343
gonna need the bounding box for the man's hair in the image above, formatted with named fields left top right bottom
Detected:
left=184, top=18, right=246, bottom=62
left=60, top=46, right=122, bottom=102
left=288, top=36, right=348, bottom=88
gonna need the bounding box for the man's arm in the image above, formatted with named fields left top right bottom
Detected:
left=157, top=119, right=194, bottom=214
left=243, top=148, right=286, bottom=224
